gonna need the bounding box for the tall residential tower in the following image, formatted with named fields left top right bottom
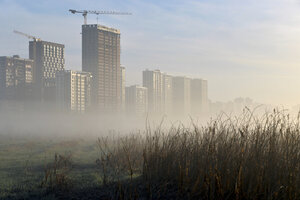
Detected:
left=82, top=24, right=121, bottom=113
left=191, top=79, right=208, bottom=115
left=56, top=70, right=92, bottom=113
left=172, top=76, right=191, bottom=116
left=0, top=55, right=33, bottom=101
left=120, top=66, right=126, bottom=112
left=142, top=69, right=164, bottom=115
left=125, top=85, right=148, bottom=116
left=29, top=40, right=65, bottom=102
left=163, top=74, right=173, bottom=115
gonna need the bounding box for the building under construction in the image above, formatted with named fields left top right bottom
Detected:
left=82, top=24, right=121, bottom=113
left=13, top=30, right=65, bottom=104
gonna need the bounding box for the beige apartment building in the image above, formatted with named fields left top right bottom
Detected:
left=56, top=70, right=92, bottom=113
left=125, top=85, right=148, bottom=116
left=142, top=69, right=164, bottom=115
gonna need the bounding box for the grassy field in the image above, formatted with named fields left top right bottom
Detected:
left=2, top=110, right=300, bottom=199
left=0, top=135, right=101, bottom=199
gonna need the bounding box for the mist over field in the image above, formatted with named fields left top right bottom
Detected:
left=0, top=103, right=293, bottom=139
left=0, top=111, right=202, bottom=139
left=2, top=0, right=300, bottom=199
left=0, top=112, right=144, bottom=138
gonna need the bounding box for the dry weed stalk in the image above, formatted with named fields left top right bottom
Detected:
left=96, top=109, right=300, bottom=199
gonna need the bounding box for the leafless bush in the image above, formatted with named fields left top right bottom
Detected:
left=41, top=153, right=73, bottom=192
left=96, top=134, right=144, bottom=185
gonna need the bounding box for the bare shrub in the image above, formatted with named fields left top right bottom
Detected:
left=40, top=153, right=73, bottom=192
left=96, top=134, right=144, bottom=185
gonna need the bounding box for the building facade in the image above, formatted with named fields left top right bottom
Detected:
left=172, top=76, right=191, bottom=116
left=125, top=85, right=148, bottom=116
left=82, top=24, right=121, bottom=113
left=0, top=55, right=33, bottom=101
left=121, top=66, right=126, bottom=112
left=56, top=70, right=92, bottom=113
left=163, top=73, right=173, bottom=115
left=29, top=40, right=65, bottom=102
left=191, top=79, right=209, bottom=115
left=142, top=69, right=164, bottom=115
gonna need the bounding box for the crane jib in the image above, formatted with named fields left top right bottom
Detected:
left=68, top=9, right=132, bottom=25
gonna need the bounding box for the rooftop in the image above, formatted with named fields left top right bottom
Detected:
left=82, top=24, right=120, bottom=34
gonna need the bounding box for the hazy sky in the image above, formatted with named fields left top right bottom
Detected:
left=1, top=0, right=300, bottom=107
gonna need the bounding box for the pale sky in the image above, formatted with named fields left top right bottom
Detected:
left=1, top=0, right=300, bottom=107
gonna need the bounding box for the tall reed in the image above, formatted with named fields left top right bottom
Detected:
left=96, top=109, right=300, bottom=199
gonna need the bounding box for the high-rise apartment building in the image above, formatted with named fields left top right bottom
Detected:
left=172, top=76, right=191, bottom=116
left=143, top=69, right=163, bottom=115
left=82, top=24, right=121, bottom=113
left=56, top=70, right=92, bottom=113
left=191, top=79, right=209, bottom=115
left=0, top=55, right=33, bottom=101
left=121, top=66, right=126, bottom=112
left=29, top=40, right=65, bottom=102
left=125, top=85, right=148, bottom=116
left=163, top=74, right=173, bottom=115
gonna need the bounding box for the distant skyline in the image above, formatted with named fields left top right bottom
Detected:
left=1, top=0, right=300, bottom=107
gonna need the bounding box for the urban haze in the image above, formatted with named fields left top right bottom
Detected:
left=1, top=0, right=300, bottom=199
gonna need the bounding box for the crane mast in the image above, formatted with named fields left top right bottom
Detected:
left=69, top=9, right=132, bottom=25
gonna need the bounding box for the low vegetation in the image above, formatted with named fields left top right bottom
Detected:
left=2, top=109, right=300, bottom=199
left=96, top=109, right=300, bottom=199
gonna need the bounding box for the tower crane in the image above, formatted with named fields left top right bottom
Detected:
left=69, top=9, right=132, bottom=25
left=13, top=30, right=41, bottom=41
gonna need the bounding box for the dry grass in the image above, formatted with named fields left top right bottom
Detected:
left=40, top=153, right=73, bottom=192
left=96, top=109, right=300, bottom=199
